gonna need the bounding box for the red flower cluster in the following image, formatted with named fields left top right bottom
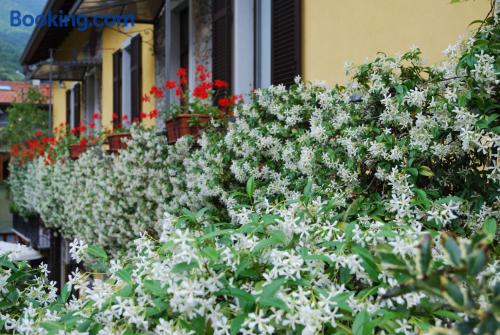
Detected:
left=193, top=82, right=212, bottom=99
left=10, top=131, right=58, bottom=165
left=149, top=86, right=164, bottom=98
left=214, top=79, right=229, bottom=89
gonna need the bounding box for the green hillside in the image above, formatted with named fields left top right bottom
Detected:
left=0, top=0, right=47, bottom=80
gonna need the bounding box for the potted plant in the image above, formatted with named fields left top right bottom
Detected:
left=107, top=114, right=132, bottom=152
left=144, top=65, right=240, bottom=144
left=67, top=120, right=101, bottom=160
left=69, top=140, right=88, bottom=160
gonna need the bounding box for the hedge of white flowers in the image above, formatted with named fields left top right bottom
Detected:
left=3, top=13, right=499, bottom=335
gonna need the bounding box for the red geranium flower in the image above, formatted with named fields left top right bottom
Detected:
left=175, top=87, right=183, bottom=97
left=112, top=113, right=119, bottom=120
left=165, top=80, right=176, bottom=89
left=140, top=112, right=147, bottom=119
left=149, top=86, right=164, bottom=98
left=70, top=128, right=78, bottom=135
left=79, top=138, right=87, bottom=146
left=10, top=144, right=19, bottom=156
left=142, top=94, right=151, bottom=102
left=218, top=98, right=231, bottom=107
left=149, top=109, right=159, bottom=119
left=176, top=67, right=187, bottom=77
left=214, top=79, right=229, bottom=88
left=92, top=112, right=100, bottom=120
left=35, top=130, right=43, bottom=137
left=88, top=121, right=96, bottom=129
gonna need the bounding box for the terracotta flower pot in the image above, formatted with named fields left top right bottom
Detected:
left=108, top=133, right=132, bottom=152
left=165, top=114, right=210, bottom=144
left=69, top=144, right=87, bottom=160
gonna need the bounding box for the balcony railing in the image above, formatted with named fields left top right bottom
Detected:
left=12, top=213, right=51, bottom=250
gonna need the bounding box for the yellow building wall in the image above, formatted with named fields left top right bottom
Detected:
left=101, top=24, right=156, bottom=129
left=49, top=24, right=156, bottom=132
left=49, top=30, right=91, bottom=132
left=51, top=82, right=72, bottom=133
left=302, top=0, right=491, bottom=84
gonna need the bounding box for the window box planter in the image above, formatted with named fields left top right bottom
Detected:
left=165, top=114, right=210, bottom=144
left=69, top=144, right=88, bottom=160
left=107, top=133, right=132, bottom=152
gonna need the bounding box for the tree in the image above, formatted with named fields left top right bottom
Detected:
left=0, top=87, right=48, bottom=148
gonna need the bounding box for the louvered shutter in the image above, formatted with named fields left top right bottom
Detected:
left=112, top=50, right=122, bottom=128
left=271, top=0, right=301, bottom=87
left=65, top=90, right=71, bottom=127
left=212, top=0, right=232, bottom=94
left=130, top=34, right=142, bottom=121
left=73, top=84, right=81, bottom=129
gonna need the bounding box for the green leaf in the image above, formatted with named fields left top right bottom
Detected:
left=301, top=178, right=313, bottom=204
left=87, top=245, right=108, bottom=260
left=143, top=279, right=165, bottom=297
left=252, top=230, right=286, bottom=254
left=417, top=234, right=432, bottom=277
left=352, top=309, right=373, bottom=335
left=414, top=188, right=432, bottom=209
left=468, top=249, right=487, bottom=276
left=172, top=261, right=199, bottom=273
left=443, top=235, right=462, bottom=266
left=181, top=209, right=199, bottom=224
left=230, top=314, right=247, bottom=335
left=352, top=245, right=380, bottom=281
left=259, top=296, right=288, bottom=310
left=225, top=286, right=256, bottom=308
left=59, top=283, right=71, bottom=303
left=304, top=179, right=313, bottom=196
left=483, top=218, right=496, bottom=241
left=119, top=284, right=134, bottom=297
left=443, top=279, right=465, bottom=307
left=201, top=246, right=219, bottom=263
left=261, top=277, right=286, bottom=297
left=41, top=321, right=64, bottom=333
left=432, top=310, right=461, bottom=321
left=419, top=165, right=434, bottom=177
left=246, top=176, right=255, bottom=198
left=116, top=269, right=133, bottom=285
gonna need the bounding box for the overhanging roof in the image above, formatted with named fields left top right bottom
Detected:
left=72, top=0, right=164, bottom=24
left=27, top=59, right=102, bottom=81
left=20, top=0, right=79, bottom=66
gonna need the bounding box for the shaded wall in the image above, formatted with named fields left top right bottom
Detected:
left=302, top=0, right=491, bottom=84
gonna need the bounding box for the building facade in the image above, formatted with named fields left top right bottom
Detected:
left=20, top=0, right=490, bottom=134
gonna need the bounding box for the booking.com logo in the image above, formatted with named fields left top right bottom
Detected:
left=10, top=11, right=135, bottom=31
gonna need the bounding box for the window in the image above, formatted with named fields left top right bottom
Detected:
left=271, top=0, right=301, bottom=87
left=130, top=34, right=142, bottom=122
left=212, top=0, right=233, bottom=97
left=65, top=84, right=81, bottom=129
left=233, top=0, right=254, bottom=95
left=122, top=45, right=131, bottom=124
left=112, top=50, right=122, bottom=128
left=0, top=154, right=8, bottom=181
left=84, top=68, right=100, bottom=132
left=0, top=107, right=8, bottom=128
left=255, top=0, right=271, bottom=88
left=180, top=7, right=189, bottom=79
left=114, top=34, right=142, bottom=127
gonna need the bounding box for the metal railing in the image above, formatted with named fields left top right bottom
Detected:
left=12, top=213, right=51, bottom=250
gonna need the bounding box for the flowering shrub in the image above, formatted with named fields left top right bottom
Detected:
left=145, top=64, right=240, bottom=120
left=4, top=13, right=500, bottom=335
